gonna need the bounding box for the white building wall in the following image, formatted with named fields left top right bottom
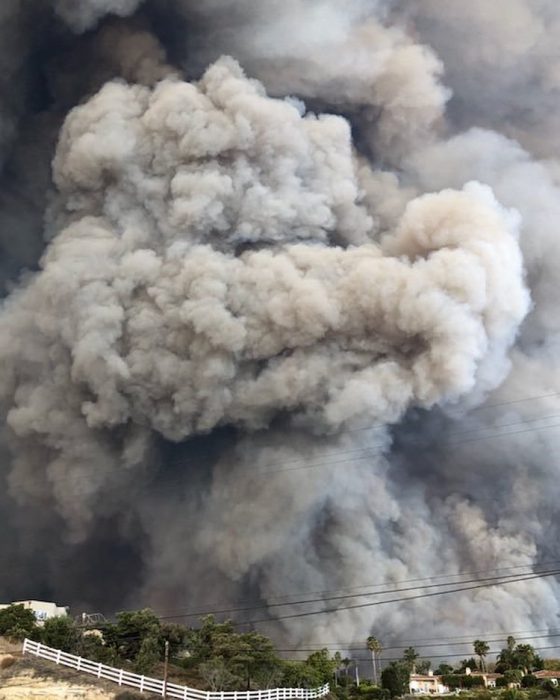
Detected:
left=2, top=600, right=68, bottom=623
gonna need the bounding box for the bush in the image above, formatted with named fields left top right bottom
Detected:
left=501, top=689, right=527, bottom=700
left=381, top=662, right=409, bottom=698
left=134, top=634, right=160, bottom=675
left=522, top=675, right=538, bottom=688
left=0, top=605, right=37, bottom=639
left=358, top=688, right=390, bottom=700
left=0, top=655, right=16, bottom=669
left=504, top=670, right=524, bottom=685
left=39, top=616, right=80, bottom=653
left=540, top=680, right=560, bottom=696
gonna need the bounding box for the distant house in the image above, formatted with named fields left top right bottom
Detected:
left=534, top=671, right=560, bottom=685
left=409, top=671, right=450, bottom=694
left=465, top=668, right=501, bottom=688
left=0, top=600, right=68, bottom=625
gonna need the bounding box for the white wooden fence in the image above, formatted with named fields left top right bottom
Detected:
left=22, top=638, right=330, bottom=700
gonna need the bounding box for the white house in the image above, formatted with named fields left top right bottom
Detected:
left=534, top=671, right=560, bottom=686
left=465, top=668, right=501, bottom=688
left=409, top=671, right=450, bottom=694
left=0, top=600, right=68, bottom=624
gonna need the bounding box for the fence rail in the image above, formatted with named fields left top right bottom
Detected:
left=22, top=638, right=330, bottom=700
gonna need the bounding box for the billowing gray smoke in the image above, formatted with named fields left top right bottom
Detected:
left=1, top=0, right=560, bottom=661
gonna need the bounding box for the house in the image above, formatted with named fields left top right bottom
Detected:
left=534, top=671, right=560, bottom=685
left=409, top=671, right=450, bottom=694
left=465, top=668, right=501, bottom=688
left=0, top=600, right=68, bottom=624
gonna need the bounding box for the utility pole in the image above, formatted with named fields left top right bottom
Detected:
left=355, top=662, right=360, bottom=688
left=163, top=640, right=170, bottom=699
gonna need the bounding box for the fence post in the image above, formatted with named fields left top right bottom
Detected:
left=118, top=668, right=123, bottom=686
left=36, top=642, right=42, bottom=657
left=77, top=656, right=82, bottom=670
left=140, top=676, right=145, bottom=692
left=97, top=662, right=102, bottom=678
left=56, top=649, right=62, bottom=664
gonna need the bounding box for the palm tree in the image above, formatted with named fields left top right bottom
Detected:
left=403, top=646, right=419, bottom=674
left=334, top=652, right=342, bottom=685
left=514, top=644, right=535, bottom=674
left=473, top=640, right=490, bottom=672
left=367, top=636, right=383, bottom=684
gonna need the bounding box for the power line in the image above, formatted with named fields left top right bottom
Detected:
left=152, top=560, right=560, bottom=619
left=167, top=391, right=560, bottom=476
left=242, top=569, right=560, bottom=626
left=157, top=567, right=560, bottom=621
left=166, top=412, right=560, bottom=484
left=279, top=626, right=560, bottom=652
left=273, top=632, right=560, bottom=653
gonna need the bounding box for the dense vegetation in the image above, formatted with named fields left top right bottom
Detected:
left=0, top=605, right=337, bottom=690
left=3, top=603, right=560, bottom=698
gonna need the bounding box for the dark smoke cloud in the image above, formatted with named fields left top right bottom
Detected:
left=1, top=0, right=560, bottom=661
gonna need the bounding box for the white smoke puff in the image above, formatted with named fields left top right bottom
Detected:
left=52, top=56, right=373, bottom=248
left=407, top=128, right=560, bottom=345
left=54, top=0, right=144, bottom=32
left=0, top=60, right=529, bottom=542
left=174, top=0, right=450, bottom=162
left=402, top=0, right=560, bottom=159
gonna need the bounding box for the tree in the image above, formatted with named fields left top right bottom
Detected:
left=200, top=657, right=241, bottom=691
left=367, top=636, right=383, bottom=684
left=185, top=615, right=236, bottom=663
left=220, top=631, right=280, bottom=689
left=497, top=638, right=516, bottom=673
left=104, top=609, right=161, bottom=662
left=416, top=660, right=431, bottom=675
left=402, top=647, right=419, bottom=673
left=0, top=604, right=37, bottom=640
left=39, top=616, right=80, bottom=653
left=305, top=649, right=338, bottom=685
left=514, top=645, right=536, bottom=674
left=473, top=639, right=490, bottom=672
left=134, top=634, right=160, bottom=674
left=458, top=657, right=479, bottom=673
left=334, top=652, right=342, bottom=685
left=381, top=662, right=410, bottom=698
left=434, top=663, right=453, bottom=676
left=496, top=640, right=539, bottom=674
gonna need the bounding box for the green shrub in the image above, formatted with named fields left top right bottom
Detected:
left=0, top=605, right=37, bottom=639
left=381, top=662, right=409, bottom=698
left=522, top=675, right=539, bottom=688
left=38, top=616, right=80, bottom=653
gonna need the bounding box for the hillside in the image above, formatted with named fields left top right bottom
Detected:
left=0, top=637, right=118, bottom=699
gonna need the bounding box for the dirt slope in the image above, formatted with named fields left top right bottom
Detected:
left=0, top=638, right=117, bottom=699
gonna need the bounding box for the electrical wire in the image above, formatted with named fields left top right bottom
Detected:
left=147, top=560, right=560, bottom=618
left=242, top=569, right=560, bottom=625
left=157, top=568, right=560, bottom=621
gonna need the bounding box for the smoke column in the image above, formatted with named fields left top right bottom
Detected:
left=1, top=0, right=560, bottom=660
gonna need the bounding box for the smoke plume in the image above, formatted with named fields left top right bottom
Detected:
left=1, top=0, right=560, bottom=663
